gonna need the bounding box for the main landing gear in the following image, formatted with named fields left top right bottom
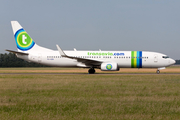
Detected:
left=88, top=68, right=95, bottom=74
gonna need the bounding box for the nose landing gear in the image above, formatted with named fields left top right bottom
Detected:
left=88, top=68, right=95, bottom=74
left=156, top=70, right=160, bottom=74
left=156, top=67, right=165, bottom=74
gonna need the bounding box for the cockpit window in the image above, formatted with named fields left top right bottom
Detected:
left=162, top=56, right=169, bottom=59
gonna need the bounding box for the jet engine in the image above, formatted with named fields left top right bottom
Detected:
left=101, top=62, right=119, bottom=71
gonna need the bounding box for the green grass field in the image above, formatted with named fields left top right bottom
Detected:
left=0, top=66, right=180, bottom=74
left=0, top=73, right=180, bottom=119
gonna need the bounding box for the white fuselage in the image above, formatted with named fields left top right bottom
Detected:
left=17, top=50, right=175, bottom=69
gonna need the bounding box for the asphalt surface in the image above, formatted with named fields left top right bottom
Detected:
left=0, top=73, right=179, bottom=75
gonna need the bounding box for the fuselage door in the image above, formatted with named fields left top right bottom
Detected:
left=154, top=54, right=158, bottom=62
left=38, top=53, right=42, bottom=63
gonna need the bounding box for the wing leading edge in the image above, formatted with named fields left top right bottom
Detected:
left=56, top=45, right=102, bottom=66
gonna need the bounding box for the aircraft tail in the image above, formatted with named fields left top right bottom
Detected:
left=11, top=21, right=35, bottom=52
left=11, top=21, right=53, bottom=53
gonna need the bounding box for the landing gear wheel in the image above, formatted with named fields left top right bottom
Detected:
left=156, top=70, right=160, bottom=74
left=88, top=68, right=95, bottom=74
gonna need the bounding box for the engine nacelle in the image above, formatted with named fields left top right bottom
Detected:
left=101, top=62, right=119, bottom=71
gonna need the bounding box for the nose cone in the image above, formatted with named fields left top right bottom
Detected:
left=170, top=59, right=176, bottom=65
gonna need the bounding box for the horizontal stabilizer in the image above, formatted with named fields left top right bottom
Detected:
left=6, top=49, right=29, bottom=55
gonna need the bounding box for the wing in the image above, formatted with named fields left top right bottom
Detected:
left=56, top=45, right=103, bottom=67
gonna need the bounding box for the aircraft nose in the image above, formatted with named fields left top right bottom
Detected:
left=171, top=59, right=176, bottom=65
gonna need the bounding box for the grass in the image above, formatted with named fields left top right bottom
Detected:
left=0, top=66, right=180, bottom=74
left=0, top=74, right=180, bottom=119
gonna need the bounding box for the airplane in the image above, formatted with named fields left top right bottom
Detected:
left=6, top=21, right=176, bottom=74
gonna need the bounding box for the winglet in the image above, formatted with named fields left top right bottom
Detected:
left=56, top=45, right=67, bottom=57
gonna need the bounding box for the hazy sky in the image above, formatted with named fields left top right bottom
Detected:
left=0, top=1, right=180, bottom=59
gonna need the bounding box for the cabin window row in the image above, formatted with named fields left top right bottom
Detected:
left=114, top=56, right=148, bottom=59
left=47, top=56, right=102, bottom=58
left=47, top=56, right=148, bottom=59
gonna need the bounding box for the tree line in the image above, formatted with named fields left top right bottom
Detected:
left=0, top=53, right=180, bottom=67
left=176, top=60, right=180, bottom=64
left=0, top=53, right=47, bottom=67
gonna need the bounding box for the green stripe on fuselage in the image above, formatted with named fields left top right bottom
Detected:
left=131, top=51, right=134, bottom=68
left=131, top=51, right=142, bottom=68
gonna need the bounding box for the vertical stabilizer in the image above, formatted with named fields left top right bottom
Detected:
left=11, top=21, right=23, bottom=35
left=11, top=21, right=53, bottom=53
left=11, top=21, right=35, bottom=51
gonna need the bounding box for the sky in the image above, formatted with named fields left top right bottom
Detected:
left=0, top=0, right=180, bottom=59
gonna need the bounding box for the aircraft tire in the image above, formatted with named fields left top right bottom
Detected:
left=88, top=68, right=95, bottom=74
left=156, top=70, right=160, bottom=74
